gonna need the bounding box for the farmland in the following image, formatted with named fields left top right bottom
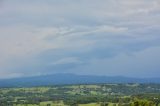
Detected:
left=0, top=84, right=160, bottom=106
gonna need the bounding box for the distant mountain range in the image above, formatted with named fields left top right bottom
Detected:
left=0, top=73, right=160, bottom=87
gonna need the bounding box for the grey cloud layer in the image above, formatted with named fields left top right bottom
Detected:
left=0, top=0, right=160, bottom=78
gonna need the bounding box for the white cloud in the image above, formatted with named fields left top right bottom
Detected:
left=50, top=57, right=82, bottom=65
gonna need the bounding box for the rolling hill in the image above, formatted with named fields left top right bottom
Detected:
left=0, top=73, right=160, bottom=87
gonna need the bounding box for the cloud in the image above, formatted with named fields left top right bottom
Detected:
left=0, top=0, right=160, bottom=78
left=50, top=57, right=83, bottom=65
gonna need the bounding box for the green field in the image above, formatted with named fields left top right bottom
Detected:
left=0, top=84, right=160, bottom=106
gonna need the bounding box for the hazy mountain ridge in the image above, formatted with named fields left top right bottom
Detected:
left=0, top=73, right=160, bottom=87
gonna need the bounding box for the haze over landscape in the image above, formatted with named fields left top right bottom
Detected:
left=0, top=0, right=160, bottom=79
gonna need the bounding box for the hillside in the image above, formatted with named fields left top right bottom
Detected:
left=0, top=74, right=160, bottom=87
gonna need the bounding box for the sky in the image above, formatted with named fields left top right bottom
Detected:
left=0, top=0, right=160, bottom=79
